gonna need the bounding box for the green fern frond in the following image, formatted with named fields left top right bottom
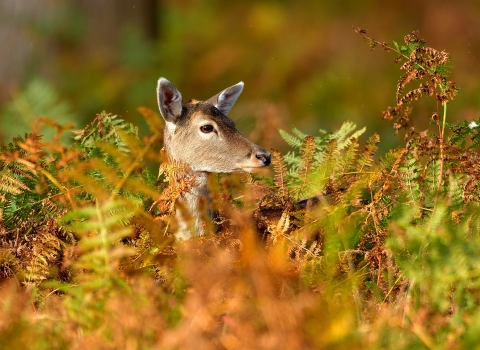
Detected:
left=279, top=122, right=369, bottom=199
left=0, top=134, right=63, bottom=228
left=292, top=127, right=309, bottom=140
left=279, top=129, right=303, bottom=148
left=399, top=153, right=422, bottom=205
left=1, top=79, right=77, bottom=142
left=356, top=133, right=380, bottom=171
left=283, top=151, right=299, bottom=169
left=425, top=159, right=440, bottom=192
left=447, top=174, right=465, bottom=209
left=328, top=122, right=366, bottom=150
left=292, top=136, right=317, bottom=198
left=69, top=113, right=161, bottom=209
left=338, top=138, right=359, bottom=174
left=448, top=117, right=480, bottom=150
left=0, top=170, right=30, bottom=196
left=59, top=200, right=136, bottom=278
left=73, top=112, right=138, bottom=153
left=319, top=139, right=340, bottom=179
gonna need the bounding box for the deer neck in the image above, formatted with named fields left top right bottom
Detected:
left=172, top=166, right=213, bottom=240
left=178, top=170, right=209, bottom=213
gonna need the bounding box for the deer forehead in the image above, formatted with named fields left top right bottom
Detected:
left=180, top=103, right=237, bottom=130
left=192, top=111, right=236, bottom=128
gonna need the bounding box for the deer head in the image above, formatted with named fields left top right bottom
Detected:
left=157, top=78, right=271, bottom=173
left=156, top=77, right=271, bottom=239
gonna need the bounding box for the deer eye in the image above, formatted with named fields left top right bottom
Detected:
left=200, top=124, right=214, bottom=133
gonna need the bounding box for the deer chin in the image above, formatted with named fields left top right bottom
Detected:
left=234, top=163, right=267, bottom=173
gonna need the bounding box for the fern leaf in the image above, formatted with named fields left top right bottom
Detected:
left=294, top=136, right=317, bottom=198
left=448, top=117, right=480, bottom=150
left=320, top=139, right=340, bottom=179
left=271, top=149, right=290, bottom=201
left=399, top=152, right=421, bottom=205
left=330, top=122, right=366, bottom=150
left=292, top=127, right=309, bottom=140
left=279, top=129, right=303, bottom=148
left=356, top=133, right=380, bottom=171
left=24, top=231, right=62, bottom=286
left=137, top=106, right=163, bottom=133
left=283, top=151, right=299, bottom=168
left=1, top=79, right=77, bottom=142
left=0, top=170, right=30, bottom=196
left=268, top=211, right=291, bottom=245
left=338, top=138, right=359, bottom=174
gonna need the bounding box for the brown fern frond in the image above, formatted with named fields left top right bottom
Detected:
left=267, top=211, right=291, bottom=245
left=399, top=87, right=424, bottom=105
left=271, top=149, right=289, bottom=202
left=137, top=106, right=164, bottom=133
left=154, top=160, right=197, bottom=215
left=438, top=80, right=459, bottom=104
left=396, top=70, right=421, bottom=103
left=23, top=230, right=62, bottom=287
left=0, top=248, right=18, bottom=280
left=298, top=136, right=316, bottom=182
left=382, top=105, right=412, bottom=134
left=403, top=30, right=424, bottom=45
left=373, top=147, right=408, bottom=203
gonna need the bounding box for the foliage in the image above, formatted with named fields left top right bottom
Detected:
left=0, top=79, right=78, bottom=143
left=279, top=122, right=366, bottom=199
left=0, top=30, right=479, bottom=349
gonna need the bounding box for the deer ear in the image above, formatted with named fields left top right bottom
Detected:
left=157, top=77, right=183, bottom=123
left=206, top=82, right=244, bottom=115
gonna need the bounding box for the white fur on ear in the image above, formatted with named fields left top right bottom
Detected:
left=206, top=82, right=244, bottom=115
left=157, top=77, right=183, bottom=123
left=165, top=121, right=177, bottom=131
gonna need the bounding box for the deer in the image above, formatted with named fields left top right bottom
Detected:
left=157, top=77, right=271, bottom=240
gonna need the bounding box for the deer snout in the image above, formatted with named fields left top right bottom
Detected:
left=235, top=148, right=271, bottom=171
left=255, top=151, right=271, bottom=166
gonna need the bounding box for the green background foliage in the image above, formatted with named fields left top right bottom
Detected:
left=1, top=1, right=479, bottom=151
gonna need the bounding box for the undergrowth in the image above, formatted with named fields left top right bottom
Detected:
left=0, top=30, right=479, bottom=349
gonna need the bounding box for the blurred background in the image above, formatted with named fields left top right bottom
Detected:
left=1, top=0, right=479, bottom=152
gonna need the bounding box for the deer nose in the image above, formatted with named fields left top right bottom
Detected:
left=256, top=152, right=271, bottom=166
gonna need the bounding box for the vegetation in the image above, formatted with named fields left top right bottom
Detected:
left=0, top=30, right=479, bottom=349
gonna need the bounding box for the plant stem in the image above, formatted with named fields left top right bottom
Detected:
left=437, top=102, right=447, bottom=192
left=433, top=102, right=447, bottom=213
left=441, top=101, right=447, bottom=141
